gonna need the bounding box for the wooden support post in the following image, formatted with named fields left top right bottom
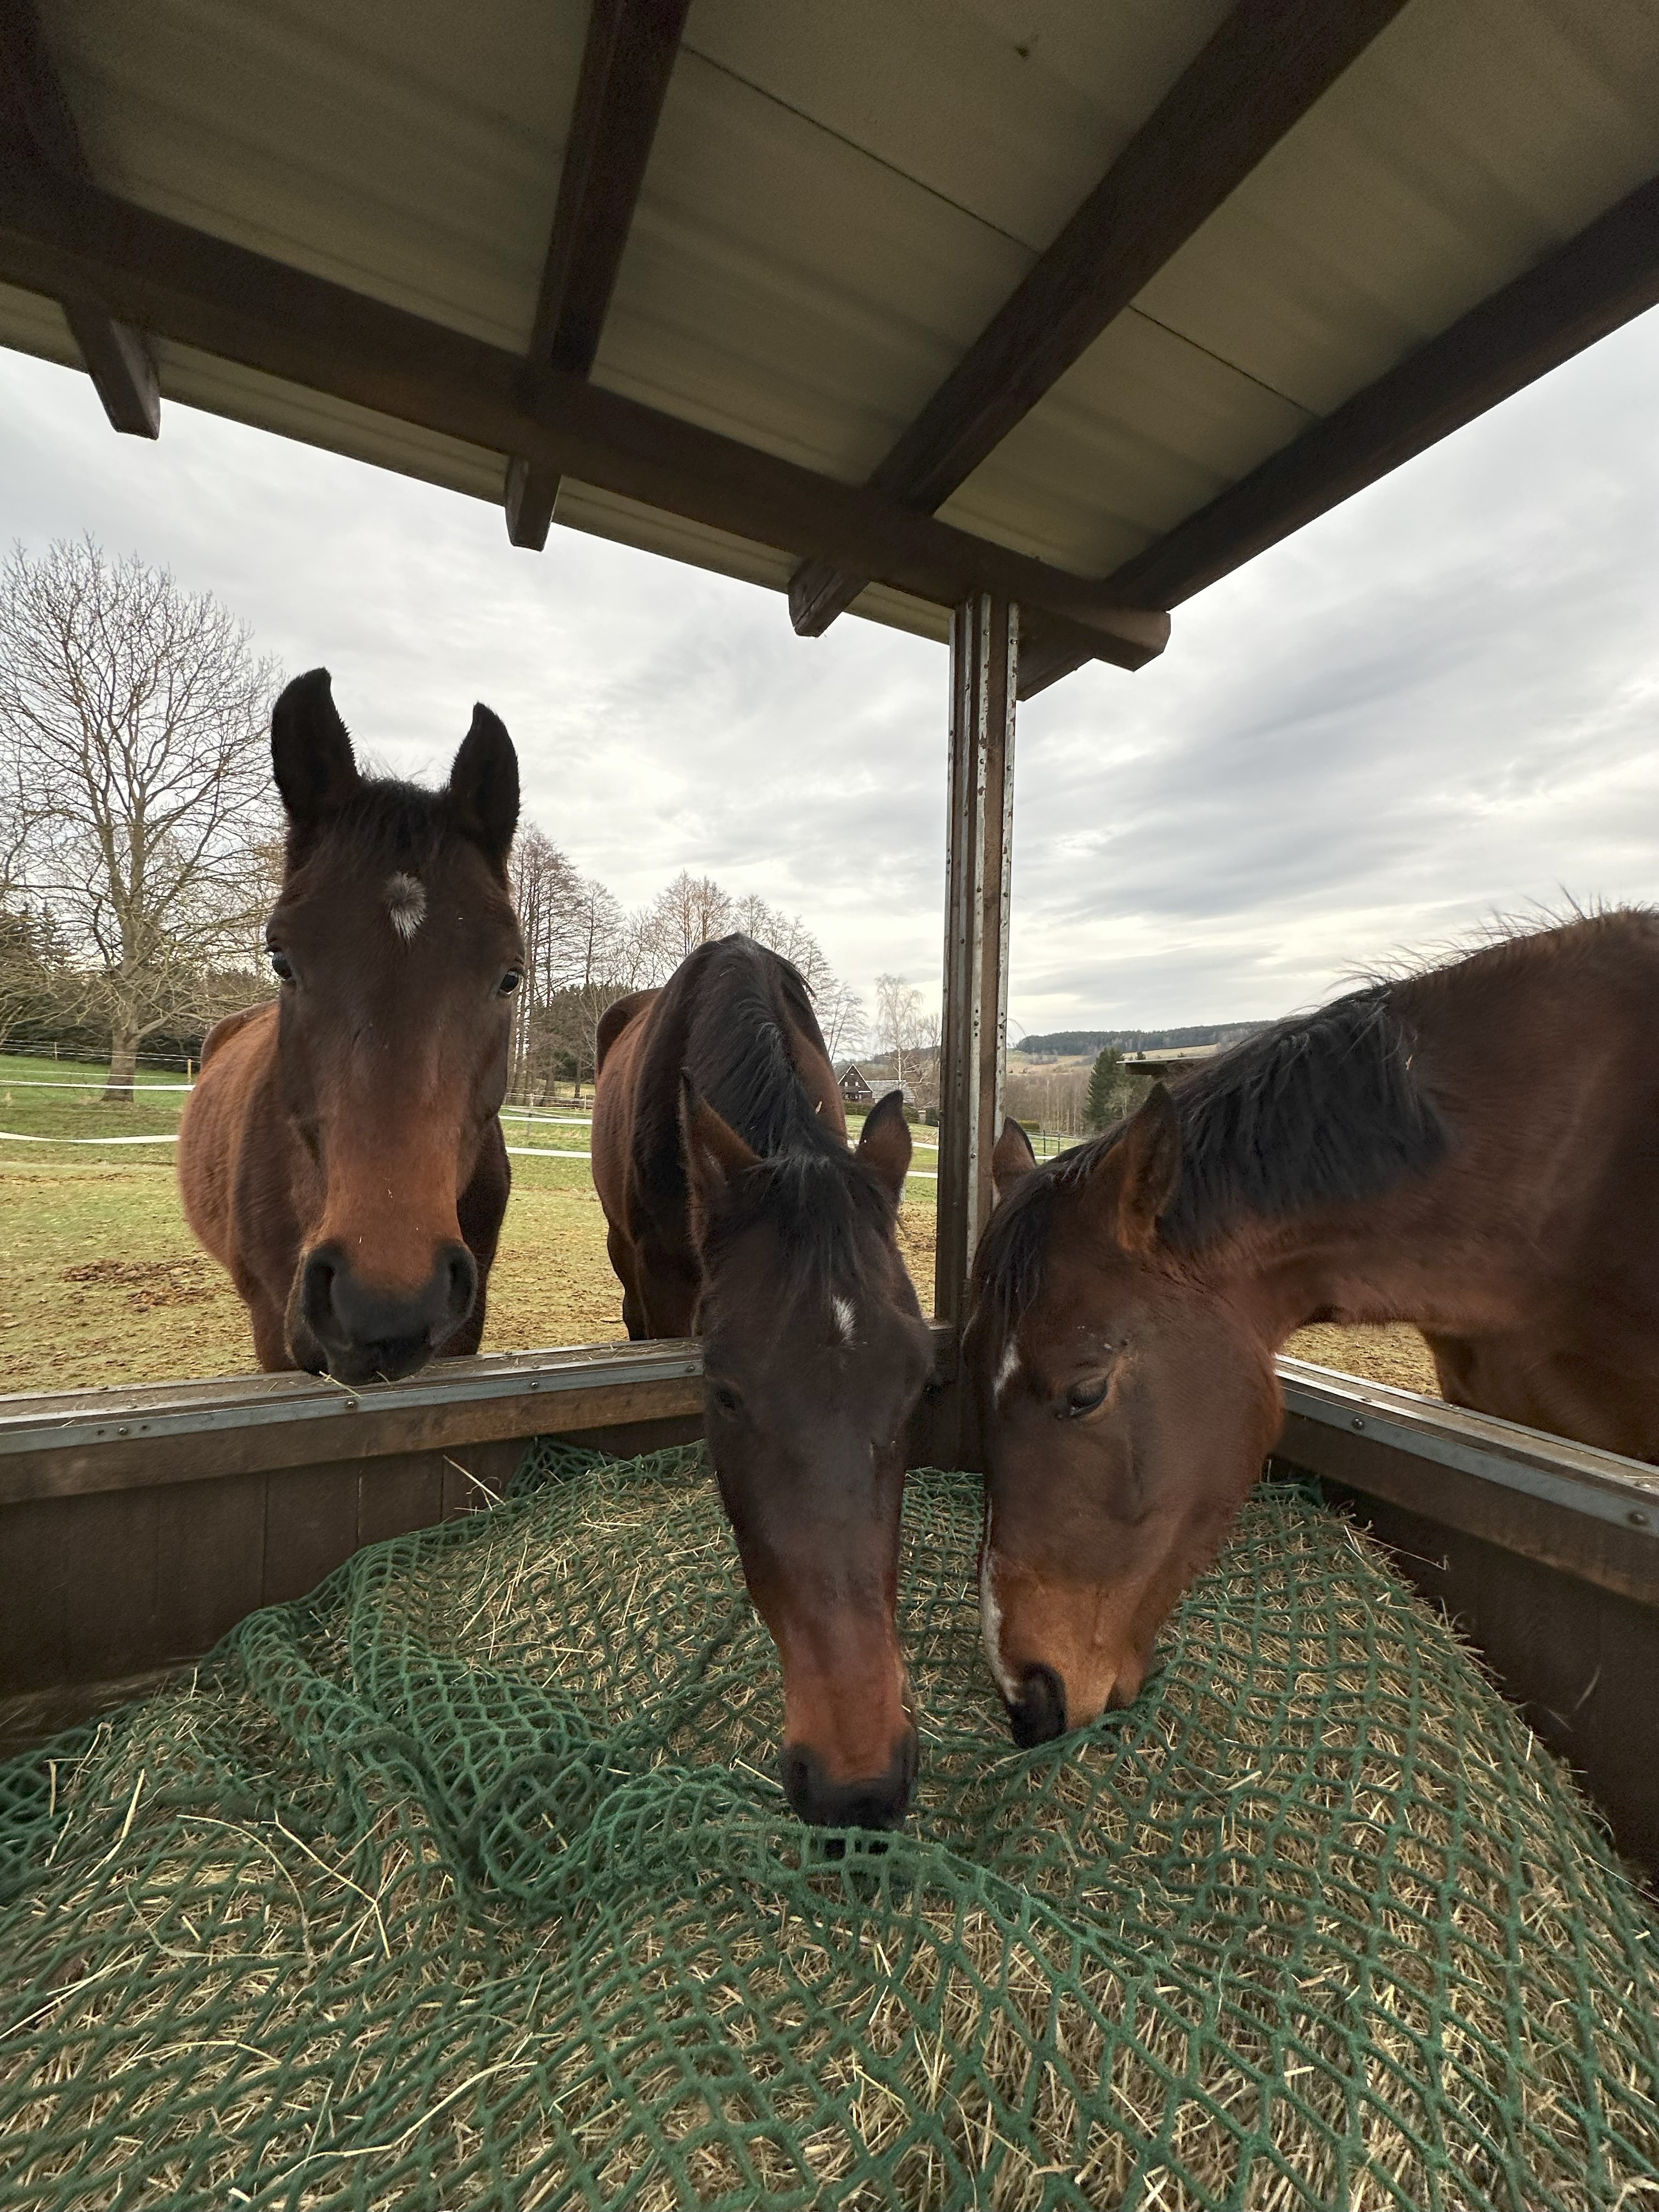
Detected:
left=935, top=596, right=1018, bottom=1393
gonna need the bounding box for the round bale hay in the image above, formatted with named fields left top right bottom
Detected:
left=1, top=1443, right=1656, bottom=2209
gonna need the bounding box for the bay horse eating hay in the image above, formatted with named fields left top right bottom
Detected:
left=592, top=934, right=934, bottom=1829
left=179, top=668, right=522, bottom=1384
left=968, top=910, right=1659, bottom=1750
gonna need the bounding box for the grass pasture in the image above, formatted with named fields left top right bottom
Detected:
left=0, top=1055, right=1435, bottom=1398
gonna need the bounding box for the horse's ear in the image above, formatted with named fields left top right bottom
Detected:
left=991, top=1117, right=1038, bottom=1203
left=679, top=1077, right=760, bottom=1243
left=1086, top=1081, right=1181, bottom=1254
left=856, top=1088, right=911, bottom=1204
left=271, top=669, right=360, bottom=836
left=447, top=704, right=520, bottom=868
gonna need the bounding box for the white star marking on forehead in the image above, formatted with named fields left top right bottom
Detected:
left=832, top=1295, right=856, bottom=1346
left=386, top=872, right=426, bottom=942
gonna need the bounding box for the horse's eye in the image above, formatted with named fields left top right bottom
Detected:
left=498, top=969, right=522, bottom=997
left=1061, top=1374, right=1111, bottom=1419
left=710, top=1382, right=741, bottom=1417
left=269, top=950, right=295, bottom=985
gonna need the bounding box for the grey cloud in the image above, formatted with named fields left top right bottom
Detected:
left=4, top=303, right=1658, bottom=1031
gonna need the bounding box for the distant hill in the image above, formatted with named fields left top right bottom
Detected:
left=1015, top=1022, right=1265, bottom=1058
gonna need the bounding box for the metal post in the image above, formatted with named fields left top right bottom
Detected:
left=934, top=594, right=1018, bottom=1347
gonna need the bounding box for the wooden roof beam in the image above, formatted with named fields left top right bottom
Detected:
left=0, top=177, right=1169, bottom=669
left=787, top=0, right=1406, bottom=644
left=505, top=0, right=690, bottom=551
left=0, top=0, right=159, bottom=437
left=1018, top=172, right=1659, bottom=700
left=1101, top=171, right=1659, bottom=617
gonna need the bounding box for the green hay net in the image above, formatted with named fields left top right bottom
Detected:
left=2, top=1444, right=1657, bottom=2210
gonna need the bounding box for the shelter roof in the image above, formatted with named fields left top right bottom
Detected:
left=3, top=0, right=1656, bottom=693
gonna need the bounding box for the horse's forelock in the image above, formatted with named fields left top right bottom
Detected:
left=709, top=1146, right=897, bottom=1308
left=973, top=1163, right=1062, bottom=1346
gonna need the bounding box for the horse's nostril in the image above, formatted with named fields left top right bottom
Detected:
left=1007, top=1663, right=1067, bottom=1749
left=300, top=1248, right=339, bottom=1329
left=443, top=1243, right=477, bottom=1325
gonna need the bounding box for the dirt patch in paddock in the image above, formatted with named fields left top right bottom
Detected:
left=60, top=1256, right=221, bottom=1310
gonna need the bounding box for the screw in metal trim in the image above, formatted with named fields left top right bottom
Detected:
left=1351, top=1417, right=1365, bottom=1431
left=1628, top=1509, right=1650, bottom=1526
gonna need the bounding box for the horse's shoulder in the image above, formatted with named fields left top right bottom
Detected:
left=199, top=1001, right=276, bottom=1070
left=596, top=990, right=656, bottom=1074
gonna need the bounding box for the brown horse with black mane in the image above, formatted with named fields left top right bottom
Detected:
left=179, top=669, right=523, bottom=1384
left=593, top=934, right=934, bottom=1830
left=968, top=910, right=1659, bottom=1751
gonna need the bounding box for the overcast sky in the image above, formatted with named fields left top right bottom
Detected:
left=3, top=307, right=1657, bottom=1038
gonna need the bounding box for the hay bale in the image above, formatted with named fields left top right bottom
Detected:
left=1, top=1443, right=1656, bottom=2209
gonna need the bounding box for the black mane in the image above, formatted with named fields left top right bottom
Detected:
left=687, top=937, right=842, bottom=1164
left=646, top=935, right=898, bottom=1300
left=975, top=985, right=1447, bottom=1329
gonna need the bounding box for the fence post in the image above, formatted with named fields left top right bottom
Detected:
left=933, top=595, right=1017, bottom=1463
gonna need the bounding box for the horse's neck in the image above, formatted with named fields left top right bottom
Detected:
left=1232, top=1096, right=1542, bottom=1348
left=1237, top=1198, right=1513, bottom=1347
left=1226, top=917, right=1659, bottom=1350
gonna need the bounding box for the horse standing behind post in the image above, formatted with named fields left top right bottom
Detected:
left=178, top=668, right=523, bottom=1384
left=592, top=934, right=935, bottom=1830
left=967, top=910, right=1659, bottom=1749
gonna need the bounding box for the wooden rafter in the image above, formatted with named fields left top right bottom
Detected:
left=1013, top=171, right=1659, bottom=701
left=505, top=0, right=690, bottom=551
left=0, top=177, right=1169, bottom=668
left=787, top=0, right=1406, bottom=642
left=1101, top=172, right=1659, bottom=613
left=0, top=0, right=159, bottom=437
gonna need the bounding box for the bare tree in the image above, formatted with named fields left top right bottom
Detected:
left=910, top=1002, right=942, bottom=1115
left=874, top=973, right=931, bottom=1091
left=567, top=873, right=628, bottom=1094
left=0, top=539, right=280, bottom=1098
left=1005, top=1062, right=1090, bottom=1137
left=0, top=904, right=69, bottom=1052
left=815, top=977, right=866, bottom=1062
left=729, top=890, right=832, bottom=992
left=510, top=826, right=583, bottom=1092
left=635, top=869, right=733, bottom=982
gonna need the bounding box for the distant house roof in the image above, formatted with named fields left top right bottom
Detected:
left=837, top=1063, right=915, bottom=1104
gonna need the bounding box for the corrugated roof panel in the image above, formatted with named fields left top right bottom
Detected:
left=37, top=0, right=578, bottom=347
left=592, top=4, right=1240, bottom=487
left=592, top=52, right=1032, bottom=479
left=942, top=0, right=1659, bottom=576
left=679, top=0, right=1233, bottom=252
left=1125, top=0, right=1659, bottom=415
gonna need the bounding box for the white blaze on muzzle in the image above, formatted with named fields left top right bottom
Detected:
left=978, top=1517, right=1018, bottom=1702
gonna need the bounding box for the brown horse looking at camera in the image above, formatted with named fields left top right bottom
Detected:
left=968, top=910, right=1659, bottom=1751
left=178, top=668, right=523, bottom=1384
left=592, top=934, right=934, bottom=1830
